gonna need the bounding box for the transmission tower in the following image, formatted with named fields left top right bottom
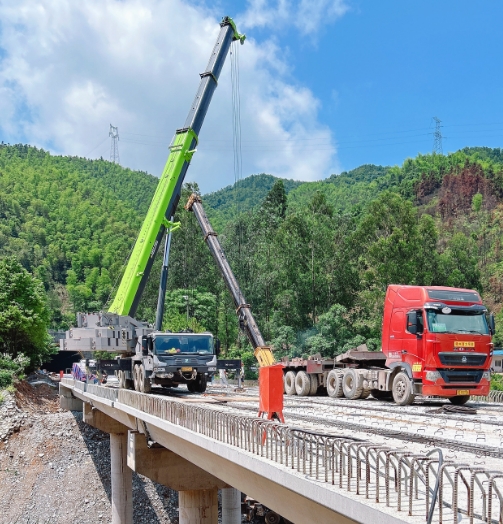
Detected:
left=109, top=124, right=120, bottom=164
left=432, top=117, right=443, bottom=155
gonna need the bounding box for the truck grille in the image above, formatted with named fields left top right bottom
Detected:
left=438, top=370, right=483, bottom=384
left=438, top=353, right=487, bottom=366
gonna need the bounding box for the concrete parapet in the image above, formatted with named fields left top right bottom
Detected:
left=127, top=430, right=227, bottom=491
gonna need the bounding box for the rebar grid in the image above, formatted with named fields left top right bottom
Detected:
left=63, top=380, right=503, bottom=523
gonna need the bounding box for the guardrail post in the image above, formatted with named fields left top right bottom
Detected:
left=111, top=432, right=133, bottom=524
left=221, top=488, right=241, bottom=524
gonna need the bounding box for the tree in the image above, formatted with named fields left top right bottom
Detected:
left=0, top=257, right=54, bottom=368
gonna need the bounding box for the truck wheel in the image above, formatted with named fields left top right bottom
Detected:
left=133, top=364, right=140, bottom=392
left=295, top=371, right=312, bottom=396
left=326, top=370, right=343, bottom=398
left=118, top=370, right=127, bottom=389
left=342, top=368, right=363, bottom=400
left=449, top=395, right=470, bottom=405
left=360, top=388, right=371, bottom=399
left=139, top=364, right=151, bottom=394
left=187, top=381, right=197, bottom=393
left=196, top=374, right=207, bottom=393
left=371, top=389, right=393, bottom=400
left=309, top=374, right=319, bottom=395
left=392, top=371, right=415, bottom=406
left=284, top=371, right=297, bottom=396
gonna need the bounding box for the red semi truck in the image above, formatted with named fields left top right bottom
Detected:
left=282, top=285, right=495, bottom=405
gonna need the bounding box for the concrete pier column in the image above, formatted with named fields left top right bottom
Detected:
left=179, top=488, right=218, bottom=524
left=221, top=488, right=241, bottom=524
left=110, top=432, right=133, bottom=524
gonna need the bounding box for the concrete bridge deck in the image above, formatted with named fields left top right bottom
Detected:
left=59, top=378, right=503, bottom=524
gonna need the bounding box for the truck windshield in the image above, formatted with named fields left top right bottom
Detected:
left=154, top=335, right=213, bottom=355
left=426, top=310, right=489, bottom=335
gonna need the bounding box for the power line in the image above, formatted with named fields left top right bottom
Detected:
left=109, top=124, right=120, bottom=164
left=432, top=117, right=443, bottom=154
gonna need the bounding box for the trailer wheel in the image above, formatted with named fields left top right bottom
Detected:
left=371, top=389, right=393, bottom=400
left=326, top=370, right=343, bottom=398
left=284, top=371, right=297, bottom=396
left=392, top=371, right=415, bottom=406
left=295, top=371, right=312, bottom=397
left=342, top=368, right=363, bottom=400
left=139, top=364, right=151, bottom=393
left=449, top=395, right=470, bottom=405
left=309, top=374, right=319, bottom=395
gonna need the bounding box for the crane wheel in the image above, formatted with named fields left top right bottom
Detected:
left=196, top=374, right=207, bottom=393
left=342, top=368, right=363, bottom=400
left=326, top=370, right=343, bottom=398
left=265, top=511, right=281, bottom=524
left=295, top=371, right=312, bottom=396
left=360, top=388, right=371, bottom=399
left=133, top=364, right=140, bottom=392
left=284, top=371, right=297, bottom=396
left=139, top=364, right=151, bottom=394
left=392, top=371, right=415, bottom=406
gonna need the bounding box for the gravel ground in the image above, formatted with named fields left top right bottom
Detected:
left=0, top=380, right=180, bottom=524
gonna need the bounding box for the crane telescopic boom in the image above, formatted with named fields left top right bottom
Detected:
left=185, top=193, right=275, bottom=367
left=108, top=17, right=245, bottom=317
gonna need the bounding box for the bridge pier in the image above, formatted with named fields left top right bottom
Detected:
left=179, top=488, right=218, bottom=524
left=221, top=487, right=241, bottom=524
left=83, top=403, right=133, bottom=524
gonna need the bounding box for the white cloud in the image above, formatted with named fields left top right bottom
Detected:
left=240, top=0, right=349, bottom=36
left=0, top=0, right=343, bottom=192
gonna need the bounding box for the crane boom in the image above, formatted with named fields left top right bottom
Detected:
left=185, top=194, right=275, bottom=367
left=108, top=17, right=245, bottom=317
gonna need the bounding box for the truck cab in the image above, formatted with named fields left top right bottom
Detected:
left=146, top=332, right=218, bottom=392
left=382, top=285, right=493, bottom=401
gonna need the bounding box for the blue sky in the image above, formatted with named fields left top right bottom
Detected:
left=0, top=0, right=502, bottom=192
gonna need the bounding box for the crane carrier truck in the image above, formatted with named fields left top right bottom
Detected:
left=60, top=17, right=245, bottom=394
left=186, top=195, right=495, bottom=406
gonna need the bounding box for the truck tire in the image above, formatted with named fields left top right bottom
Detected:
left=196, top=374, right=207, bottom=393
left=309, top=374, right=319, bottom=395
left=133, top=364, right=140, bottom=392
left=295, top=371, right=312, bottom=397
left=449, top=395, right=470, bottom=405
left=187, top=381, right=197, bottom=393
left=360, top=388, right=371, bottom=399
left=326, top=370, right=343, bottom=398
left=139, top=364, right=151, bottom=394
left=284, top=371, right=297, bottom=396
left=342, top=368, right=363, bottom=400
left=392, top=371, right=415, bottom=406
left=371, top=389, right=393, bottom=400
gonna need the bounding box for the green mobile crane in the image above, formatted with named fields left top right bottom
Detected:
left=61, top=17, right=245, bottom=394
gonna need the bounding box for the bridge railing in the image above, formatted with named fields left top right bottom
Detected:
left=61, top=379, right=503, bottom=523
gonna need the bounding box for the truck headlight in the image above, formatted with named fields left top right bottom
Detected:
left=482, top=371, right=491, bottom=380
left=425, top=371, right=441, bottom=382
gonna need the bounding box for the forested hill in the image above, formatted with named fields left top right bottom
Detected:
left=2, top=143, right=503, bottom=357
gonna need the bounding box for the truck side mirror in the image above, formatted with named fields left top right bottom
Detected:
left=141, top=336, right=149, bottom=356
left=215, top=338, right=221, bottom=356
left=490, top=313, right=496, bottom=335
left=406, top=311, right=417, bottom=335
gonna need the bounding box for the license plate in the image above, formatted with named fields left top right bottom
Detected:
left=457, top=390, right=470, bottom=395
left=181, top=366, right=193, bottom=372
left=208, top=367, right=216, bottom=372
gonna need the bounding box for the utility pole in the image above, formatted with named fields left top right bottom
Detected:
left=432, top=117, right=443, bottom=155
left=109, top=124, right=120, bottom=164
